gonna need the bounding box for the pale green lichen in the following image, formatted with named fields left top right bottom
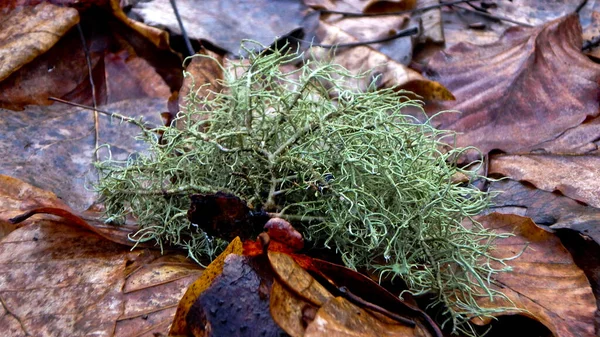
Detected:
left=95, top=43, right=516, bottom=334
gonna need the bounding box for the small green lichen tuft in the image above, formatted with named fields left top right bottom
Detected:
left=95, top=43, right=515, bottom=334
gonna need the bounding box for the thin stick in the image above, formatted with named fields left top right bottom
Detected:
left=293, top=26, right=419, bottom=49
left=338, top=286, right=416, bottom=327
left=318, top=0, right=473, bottom=17
left=451, top=4, right=534, bottom=27
left=169, top=0, right=195, bottom=56
left=48, top=97, right=158, bottom=130
left=77, top=23, right=101, bottom=162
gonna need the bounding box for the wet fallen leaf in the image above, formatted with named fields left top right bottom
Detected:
left=0, top=175, right=68, bottom=239
left=170, top=237, right=243, bottom=336
left=489, top=154, right=600, bottom=209
left=475, top=213, right=597, bottom=337
left=185, top=254, right=285, bottom=337
left=0, top=100, right=164, bottom=211
left=130, top=0, right=311, bottom=55
left=270, top=279, right=318, bottom=337
left=424, top=14, right=600, bottom=160
left=488, top=1, right=584, bottom=27
left=0, top=2, right=79, bottom=82
left=268, top=251, right=334, bottom=307
left=116, top=253, right=203, bottom=336
left=304, top=296, right=416, bottom=337
left=489, top=179, right=600, bottom=244
left=0, top=217, right=201, bottom=336
left=313, top=20, right=454, bottom=100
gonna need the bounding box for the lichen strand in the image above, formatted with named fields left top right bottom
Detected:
left=95, top=44, right=514, bottom=334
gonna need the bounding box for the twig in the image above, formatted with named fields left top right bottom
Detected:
left=451, top=4, right=534, bottom=27
left=77, top=23, right=100, bottom=162
left=293, top=26, right=419, bottom=49
left=583, top=35, right=600, bottom=51
left=576, top=0, right=588, bottom=14
left=318, top=0, right=473, bottom=17
left=48, top=97, right=158, bottom=130
left=169, top=0, right=195, bottom=56
left=338, top=286, right=416, bottom=327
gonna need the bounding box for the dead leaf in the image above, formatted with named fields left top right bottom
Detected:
left=116, top=253, right=203, bottom=336
left=0, top=175, right=68, bottom=239
left=414, top=0, right=444, bottom=44
left=313, top=20, right=454, bottom=100
left=0, top=100, right=164, bottom=211
left=489, top=179, right=600, bottom=244
left=0, top=218, right=200, bottom=336
left=424, top=14, right=600, bottom=160
left=475, top=213, right=597, bottom=337
left=488, top=1, right=584, bottom=27
left=130, top=0, right=311, bottom=55
left=185, top=254, right=286, bottom=337
left=489, top=154, right=600, bottom=208
left=170, top=237, right=243, bottom=336
left=270, top=279, right=317, bottom=337
left=304, top=296, right=416, bottom=337
left=0, top=2, right=79, bottom=82
left=582, top=11, right=600, bottom=60
left=268, top=251, right=334, bottom=307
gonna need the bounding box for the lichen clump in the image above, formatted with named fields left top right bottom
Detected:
left=96, top=45, right=512, bottom=333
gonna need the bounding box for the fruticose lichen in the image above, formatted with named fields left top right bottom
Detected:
left=95, top=43, right=515, bottom=334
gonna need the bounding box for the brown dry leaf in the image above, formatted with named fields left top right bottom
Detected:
left=313, top=20, right=454, bottom=100
left=0, top=23, right=105, bottom=110
left=116, top=253, right=203, bottom=336
left=110, top=0, right=171, bottom=50
left=268, top=251, right=334, bottom=307
left=0, top=175, right=66, bottom=239
left=270, top=279, right=317, bottom=337
left=424, top=14, right=600, bottom=160
left=413, top=0, right=444, bottom=44
left=0, top=100, right=164, bottom=211
left=475, top=213, right=597, bottom=337
left=0, top=217, right=200, bottom=336
left=169, top=237, right=243, bottom=336
left=489, top=154, right=600, bottom=209
left=304, top=296, right=417, bottom=337
left=0, top=3, right=79, bottom=82
left=104, top=50, right=171, bottom=104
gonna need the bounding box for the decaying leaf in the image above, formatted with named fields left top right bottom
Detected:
left=475, top=213, right=597, bottom=337
left=0, top=175, right=67, bottom=239
left=0, top=100, right=164, bottom=211
left=0, top=2, right=79, bottom=82
left=304, top=296, right=416, bottom=337
left=313, top=20, right=454, bottom=100
left=424, top=14, right=600, bottom=160
left=0, top=217, right=200, bottom=336
left=489, top=179, right=600, bottom=244
left=489, top=154, right=600, bottom=209
left=170, top=237, right=243, bottom=336
left=185, top=254, right=285, bottom=337
left=130, top=0, right=313, bottom=55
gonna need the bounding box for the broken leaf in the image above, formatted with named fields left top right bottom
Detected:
left=424, top=14, right=600, bottom=160
left=475, top=213, right=597, bottom=337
